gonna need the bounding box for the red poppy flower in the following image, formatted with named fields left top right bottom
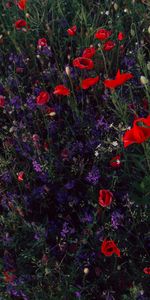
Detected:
left=3, top=271, right=16, bottom=283
left=36, top=91, right=50, bottom=105
left=0, top=95, right=5, bottom=108
left=101, top=239, right=121, bottom=257
left=98, top=189, right=113, bottom=207
left=53, top=85, right=70, bottom=96
left=110, top=154, right=121, bottom=168
left=73, top=57, right=94, bottom=70
left=17, top=0, right=27, bottom=10
left=17, top=171, right=24, bottom=182
left=118, top=32, right=125, bottom=41
left=82, top=46, right=96, bottom=58
left=81, top=76, right=100, bottom=89
left=15, top=19, right=27, bottom=30
left=143, top=267, right=150, bottom=275
left=103, top=40, right=116, bottom=51
left=67, top=25, right=77, bottom=36
left=95, top=29, right=112, bottom=40
left=123, top=115, right=150, bottom=148
left=104, top=69, right=133, bottom=89
left=37, top=38, right=47, bottom=47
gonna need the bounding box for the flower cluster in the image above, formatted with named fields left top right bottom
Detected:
left=0, top=1, right=149, bottom=299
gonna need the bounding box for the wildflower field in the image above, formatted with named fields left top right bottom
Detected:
left=0, top=0, right=150, bottom=299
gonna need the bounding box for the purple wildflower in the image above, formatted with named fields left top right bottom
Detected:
left=122, top=56, right=136, bottom=68
left=1, top=171, right=12, bottom=183
left=61, top=222, right=75, bottom=239
left=86, top=166, right=100, bottom=185
left=96, top=116, right=109, bottom=131
left=26, top=96, right=36, bottom=110
left=111, top=210, right=124, bottom=229
left=32, top=160, right=43, bottom=173
left=81, top=212, right=93, bottom=223
left=75, top=291, right=81, bottom=299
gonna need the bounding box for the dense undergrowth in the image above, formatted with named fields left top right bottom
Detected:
left=0, top=0, right=150, bottom=299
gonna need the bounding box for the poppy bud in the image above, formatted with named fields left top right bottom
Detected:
left=26, top=13, right=30, bottom=18
left=140, top=76, right=149, bottom=85
left=130, top=29, right=135, bottom=36
left=147, top=62, right=150, bottom=71
left=148, top=26, right=150, bottom=34
left=83, top=267, right=89, bottom=275
left=65, top=66, right=71, bottom=76
left=46, top=107, right=56, bottom=117
left=114, top=3, right=118, bottom=10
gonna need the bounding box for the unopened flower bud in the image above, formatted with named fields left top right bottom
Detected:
left=148, top=26, right=150, bottom=34
left=147, top=62, right=150, bottom=71
left=114, top=3, right=118, bottom=10
left=140, top=76, right=149, bottom=85
left=83, top=267, right=89, bottom=275
left=65, top=66, right=71, bottom=76
left=130, top=29, right=135, bottom=36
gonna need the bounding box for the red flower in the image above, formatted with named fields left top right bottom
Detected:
left=37, top=38, right=47, bottom=47
left=118, top=32, right=125, bottom=41
left=98, top=189, right=113, bottom=207
left=15, top=19, right=27, bottom=30
left=103, top=40, right=116, bottom=51
left=81, top=76, right=100, bottom=89
left=104, top=69, right=133, bottom=89
left=67, top=25, right=77, bottom=36
left=82, top=46, right=96, bottom=59
left=3, top=271, right=16, bottom=283
left=36, top=91, right=50, bottom=105
left=17, top=0, right=27, bottom=10
left=73, top=57, right=94, bottom=70
left=0, top=95, right=5, bottom=108
left=17, top=171, right=24, bottom=182
left=123, top=115, right=150, bottom=148
left=53, top=85, right=70, bottom=96
left=95, top=29, right=112, bottom=40
left=110, top=154, right=121, bottom=168
left=143, top=267, right=150, bottom=275
left=101, top=239, right=121, bottom=257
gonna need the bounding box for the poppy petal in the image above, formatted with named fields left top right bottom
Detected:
left=81, top=76, right=100, bottom=89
